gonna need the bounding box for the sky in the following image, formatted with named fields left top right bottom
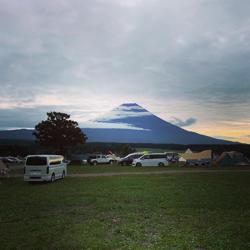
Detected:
left=0, top=0, right=250, bottom=143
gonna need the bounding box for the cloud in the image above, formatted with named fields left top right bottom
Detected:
left=95, top=104, right=151, bottom=122
left=0, top=0, right=250, bottom=142
left=81, top=121, right=150, bottom=131
left=213, top=135, right=238, bottom=141
left=170, top=117, right=197, bottom=127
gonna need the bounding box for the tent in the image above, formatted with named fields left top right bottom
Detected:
left=216, top=151, right=248, bottom=166
left=179, top=150, right=212, bottom=166
left=185, top=148, right=193, bottom=154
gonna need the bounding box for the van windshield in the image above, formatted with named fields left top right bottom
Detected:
left=26, top=157, right=47, bottom=166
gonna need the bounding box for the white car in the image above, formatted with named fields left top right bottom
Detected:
left=132, top=153, right=168, bottom=167
left=90, top=154, right=115, bottom=165
left=24, top=155, right=67, bottom=182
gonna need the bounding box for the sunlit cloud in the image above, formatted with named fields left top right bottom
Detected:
left=170, top=117, right=197, bottom=127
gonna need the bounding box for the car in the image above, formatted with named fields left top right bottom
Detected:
left=2, top=157, right=16, bottom=164
left=132, top=153, right=168, bottom=167
left=119, top=152, right=145, bottom=166
left=90, top=154, right=115, bottom=166
left=106, top=154, right=121, bottom=162
left=24, top=155, right=67, bottom=182
left=80, top=159, right=88, bottom=165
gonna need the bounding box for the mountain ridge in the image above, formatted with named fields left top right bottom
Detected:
left=0, top=103, right=236, bottom=144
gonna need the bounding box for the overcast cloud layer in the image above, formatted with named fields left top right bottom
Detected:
left=0, top=0, right=250, bottom=142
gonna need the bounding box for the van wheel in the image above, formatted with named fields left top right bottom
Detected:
left=109, top=160, right=114, bottom=165
left=136, top=163, right=142, bottom=167
left=93, top=161, right=98, bottom=166
left=61, top=171, right=65, bottom=179
left=51, top=173, right=55, bottom=182
left=158, top=162, right=164, bottom=167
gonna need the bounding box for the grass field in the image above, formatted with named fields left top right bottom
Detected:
left=1, top=172, right=250, bottom=249
left=6, top=163, right=193, bottom=176
left=67, top=164, right=183, bottom=174
left=8, top=163, right=250, bottom=176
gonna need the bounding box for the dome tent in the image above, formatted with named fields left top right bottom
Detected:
left=216, top=151, right=248, bottom=166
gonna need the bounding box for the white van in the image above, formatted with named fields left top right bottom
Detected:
left=24, top=155, right=67, bottom=182
left=132, top=153, right=168, bottom=167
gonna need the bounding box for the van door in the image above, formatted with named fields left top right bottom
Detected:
left=50, top=160, right=63, bottom=178
left=25, top=156, right=48, bottom=176
left=141, top=155, right=152, bottom=166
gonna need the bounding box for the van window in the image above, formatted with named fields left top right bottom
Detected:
left=150, top=154, right=166, bottom=159
left=50, top=160, right=61, bottom=165
left=131, top=154, right=139, bottom=159
left=26, top=157, right=47, bottom=166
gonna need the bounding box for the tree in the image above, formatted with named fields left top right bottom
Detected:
left=33, top=112, right=87, bottom=155
left=120, top=144, right=135, bottom=157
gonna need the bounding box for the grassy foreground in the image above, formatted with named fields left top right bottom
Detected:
left=67, top=164, right=183, bottom=174
left=8, top=163, right=250, bottom=176
left=1, top=173, right=250, bottom=249
left=66, top=164, right=250, bottom=174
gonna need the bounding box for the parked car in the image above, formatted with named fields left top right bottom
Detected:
left=87, top=154, right=97, bottom=164
left=1, top=156, right=24, bottom=164
left=106, top=154, right=121, bottom=162
left=81, top=159, right=88, bottom=165
left=119, top=152, right=144, bottom=166
left=24, top=155, right=67, bottom=182
left=132, top=153, right=168, bottom=167
left=90, top=154, right=115, bottom=166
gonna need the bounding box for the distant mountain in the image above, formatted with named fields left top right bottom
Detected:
left=0, top=103, right=235, bottom=144
left=82, top=103, right=233, bottom=144
left=0, top=129, right=34, bottom=141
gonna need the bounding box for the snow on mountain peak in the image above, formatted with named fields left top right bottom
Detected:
left=81, top=103, right=152, bottom=131
left=96, top=103, right=152, bottom=122
left=115, top=103, right=148, bottom=113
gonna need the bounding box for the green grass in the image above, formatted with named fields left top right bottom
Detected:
left=1, top=172, right=250, bottom=249
left=67, top=164, right=183, bottom=174
left=7, top=164, right=182, bottom=176
left=67, top=164, right=250, bottom=174
left=7, top=163, right=250, bottom=176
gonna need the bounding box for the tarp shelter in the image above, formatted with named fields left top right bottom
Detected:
left=216, top=151, right=248, bottom=166
left=179, top=150, right=212, bottom=166
left=180, top=150, right=212, bottom=161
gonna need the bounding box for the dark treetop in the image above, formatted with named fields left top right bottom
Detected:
left=33, top=112, right=87, bottom=155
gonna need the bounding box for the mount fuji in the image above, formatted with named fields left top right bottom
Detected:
left=0, top=103, right=233, bottom=144
left=82, top=103, right=232, bottom=144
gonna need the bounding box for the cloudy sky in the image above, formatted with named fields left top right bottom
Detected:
left=0, top=0, right=250, bottom=143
